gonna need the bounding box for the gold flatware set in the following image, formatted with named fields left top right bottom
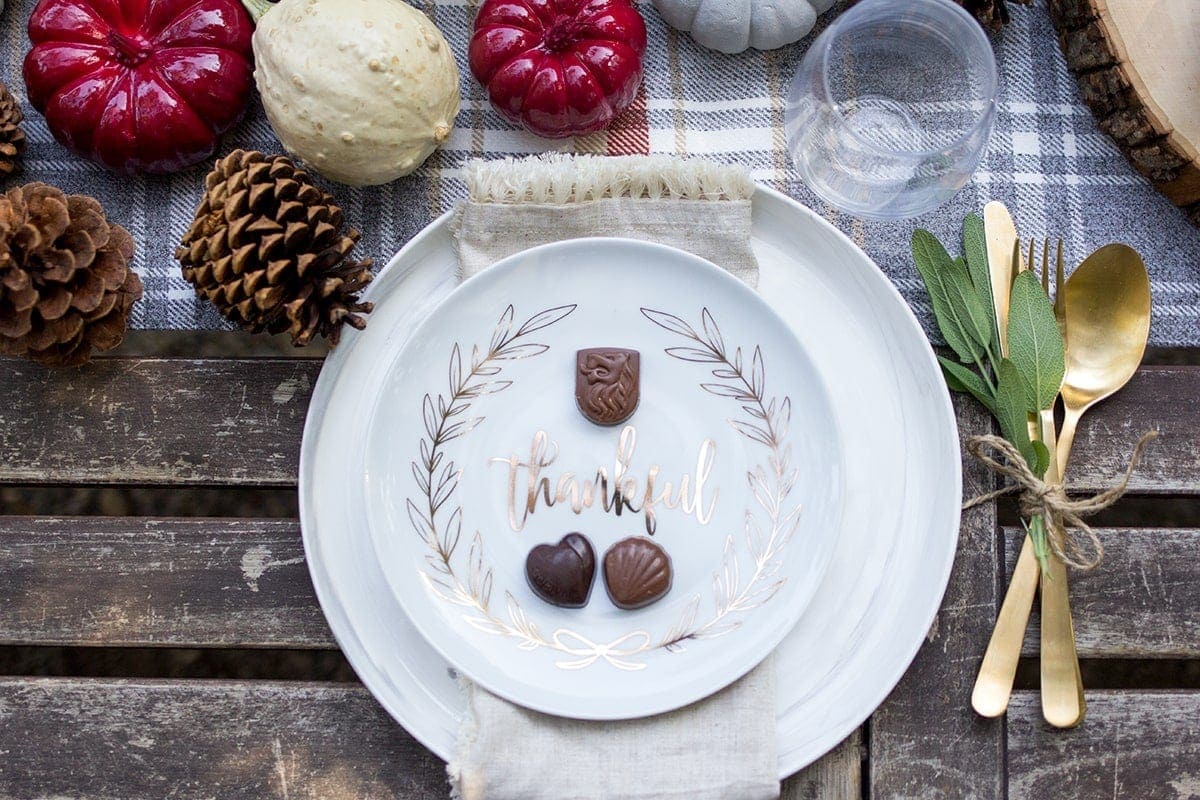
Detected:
left=970, top=202, right=1152, bottom=727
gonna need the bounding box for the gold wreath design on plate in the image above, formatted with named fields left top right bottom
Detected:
left=409, top=304, right=802, bottom=670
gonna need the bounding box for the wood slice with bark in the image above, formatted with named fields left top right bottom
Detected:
left=1050, top=0, right=1200, bottom=225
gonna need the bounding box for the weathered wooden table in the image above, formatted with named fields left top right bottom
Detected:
left=0, top=346, right=1197, bottom=798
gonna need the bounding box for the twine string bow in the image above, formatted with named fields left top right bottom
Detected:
left=962, top=431, right=1158, bottom=570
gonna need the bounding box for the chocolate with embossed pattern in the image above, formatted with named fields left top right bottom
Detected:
left=576, top=348, right=640, bottom=426
left=525, top=533, right=596, bottom=608
left=603, top=536, right=672, bottom=610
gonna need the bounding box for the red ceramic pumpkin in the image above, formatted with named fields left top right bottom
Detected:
left=469, top=0, right=646, bottom=139
left=24, top=0, right=255, bottom=174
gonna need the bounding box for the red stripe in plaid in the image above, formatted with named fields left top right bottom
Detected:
left=606, top=84, right=650, bottom=156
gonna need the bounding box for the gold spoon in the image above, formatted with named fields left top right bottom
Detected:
left=1040, top=242, right=1151, bottom=728
left=1054, top=244, right=1152, bottom=476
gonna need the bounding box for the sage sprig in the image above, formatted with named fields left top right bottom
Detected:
left=912, top=214, right=1066, bottom=569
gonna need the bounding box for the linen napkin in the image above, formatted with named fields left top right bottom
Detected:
left=446, top=154, right=777, bottom=800
left=454, top=154, right=758, bottom=287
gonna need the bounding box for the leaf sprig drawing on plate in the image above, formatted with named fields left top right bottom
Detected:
left=642, top=308, right=802, bottom=650
left=409, top=303, right=801, bottom=670
left=410, top=303, right=576, bottom=625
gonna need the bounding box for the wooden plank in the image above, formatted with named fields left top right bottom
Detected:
left=1064, top=366, right=1200, bottom=495
left=781, top=731, right=862, bottom=800
left=25, top=518, right=1192, bottom=660
left=0, top=360, right=1195, bottom=490
left=0, top=678, right=448, bottom=800
left=869, top=398, right=1005, bottom=799
left=1004, top=526, right=1200, bottom=658
left=0, top=359, right=319, bottom=487
left=0, top=678, right=863, bottom=800
left=0, top=517, right=334, bottom=648
left=30, top=519, right=1194, bottom=661
left=1008, top=690, right=1200, bottom=798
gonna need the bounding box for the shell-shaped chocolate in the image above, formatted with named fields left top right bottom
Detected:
left=602, top=536, right=672, bottom=610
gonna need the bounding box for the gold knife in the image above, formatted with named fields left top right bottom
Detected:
left=983, top=201, right=1020, bottom=358
left=971, top=202, right=1039, bottom=719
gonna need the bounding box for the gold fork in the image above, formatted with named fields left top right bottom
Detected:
left=1027, top=237, right=1087, bottom=726
left=1030, top=237, right=1067, bottom=333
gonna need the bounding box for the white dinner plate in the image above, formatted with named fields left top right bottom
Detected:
left=363, top=239, right=842, bottom=719
left=299, top=186, right=961, bottom=775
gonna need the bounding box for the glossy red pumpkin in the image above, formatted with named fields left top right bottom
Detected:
left=24, top=0, right=255, bottom=174
left=469, top=0, right=646, bottom=139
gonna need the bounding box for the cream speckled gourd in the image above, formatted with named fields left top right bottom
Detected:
left=652, top=0, right=836, bottom=54
left=248, top=0, right=461, bottom=186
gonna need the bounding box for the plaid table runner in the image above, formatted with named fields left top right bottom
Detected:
left=2, top=0, right=1197, bottom=345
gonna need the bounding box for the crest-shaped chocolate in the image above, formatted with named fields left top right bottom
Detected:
left=603, top=536, right=672, bottom=610
left=576, top=348, right=640, bottom=426
left=525, top=533, right=596, bottom=608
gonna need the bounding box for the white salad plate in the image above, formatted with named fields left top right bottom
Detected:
left=299, top=185, right=961, bottom=775
left=363, top=239, right=843, bottom=719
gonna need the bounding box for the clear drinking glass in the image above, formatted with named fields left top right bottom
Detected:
left=785, top=0, right=998, bottom=220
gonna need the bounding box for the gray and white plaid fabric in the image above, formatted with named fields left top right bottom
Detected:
left=2, top=0, right=1197, bottom=343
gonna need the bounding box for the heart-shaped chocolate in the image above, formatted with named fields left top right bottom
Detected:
left=525, top=533, right=596, bottom=608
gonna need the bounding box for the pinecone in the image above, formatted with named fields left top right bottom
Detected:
left=956, top=0, right=1030, bottom=30
left=0, top=183, right=143, bottom=366
left=0, top=81, right=26, bottom=177
left=175, top=150, right=373, bottom=347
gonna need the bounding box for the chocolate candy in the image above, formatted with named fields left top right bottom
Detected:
left=576, top=348, right=640, bottom=426
left=602, top=536, right=672, bottom=610
left=525, top=533, right=596, bottom=608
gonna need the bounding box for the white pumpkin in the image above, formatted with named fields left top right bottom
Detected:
left=652, top=0, right=836, bottom=54
left=252, top=0, right=461, bottom=186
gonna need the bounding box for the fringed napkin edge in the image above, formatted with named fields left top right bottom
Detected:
left=465, top=154, right=755, bottom=205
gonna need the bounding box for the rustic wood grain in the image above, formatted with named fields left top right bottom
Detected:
left=0, top=678, right=864, bottom=800
left=1064, top=367, right=1200, bottom=495
left=781, top=731, right=862, bottom=800
left=0, top=678, right=449, bottom=800
left=0, top=517, right=333, bottom=648
left=1049, top=0, right=1200, bottom=224
left=1004, top=526, right=1200, bottom=658
left=1008, top=690, right=1200, bottom=798
left=0, top=359, right=319, bottom=486
left=13, top=519, right=1190, bottom=660
left=869, top=399, right=1005, bottom=799
left=0, top=360, right=1194, bottom=491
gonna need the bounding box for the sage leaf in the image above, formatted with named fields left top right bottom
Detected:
left=1007, top=270, right=1065, bottom=412
left=938, top=355, right=997, bottom=416
left=962, top=214, right=995, bottom=344
left=912, top=230, right=992, bottom=364
left=1032, top=439, right=1051, bottom=477
left=996, top=358, right=1039, bottom=471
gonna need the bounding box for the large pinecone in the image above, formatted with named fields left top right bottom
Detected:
left=0, top=81, right=26, bottom=177
left=176, top=150, right=373, bottom=347
left=0, top=183, right=142, bottom=366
